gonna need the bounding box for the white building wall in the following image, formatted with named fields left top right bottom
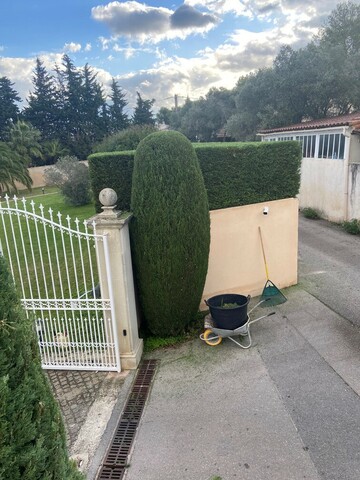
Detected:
left=348, top=164, right=360, bottom=219
left=299, top=158, right=345, bottom=222
left=260, top=127, right=360, bottom=222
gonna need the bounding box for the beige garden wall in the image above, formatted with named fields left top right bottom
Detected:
left=201, top=198, right=298, bottom=307
left=15, top=161, right=89, bottom=191
left=15, top=165, right=48, bottom=190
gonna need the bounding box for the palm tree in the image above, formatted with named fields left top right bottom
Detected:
left=43, top=139, right=68, bottom=164
left=0, top=142, right=32, bottom=193
left=7, top=120, right=43, bottom=166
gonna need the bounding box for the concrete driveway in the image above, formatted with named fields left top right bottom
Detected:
left=122, top=288, right=360, bottom=480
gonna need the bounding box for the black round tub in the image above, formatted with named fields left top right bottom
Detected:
left=205, top=294, right=250, bottom=330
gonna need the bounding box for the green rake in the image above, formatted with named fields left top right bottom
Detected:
left=258, top=226, right=287, bottom=307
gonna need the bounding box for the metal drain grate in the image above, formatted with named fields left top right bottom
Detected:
left=96, top=360, right=158, bottom=480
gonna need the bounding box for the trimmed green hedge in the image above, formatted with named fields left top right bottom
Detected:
left=195, top=141, right=301, bottom=210
left=131, top=131, right=210, bottom=336
left=88, top=150, right=134, bottom=212
left=88, top=141, right=301, bottom=212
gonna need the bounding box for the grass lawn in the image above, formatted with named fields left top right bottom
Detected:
left=10, top=186, right=97, bottom=221
left=0, top=188, right=98, bottom=301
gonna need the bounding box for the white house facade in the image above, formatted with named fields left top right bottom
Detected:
left=258, top=113, right=360, bottom=222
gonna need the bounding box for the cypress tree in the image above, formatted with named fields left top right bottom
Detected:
left=23, top=58, right=61, bottom=142
left=131, top=131, right=210, bottom=336
left=109, top=78, right=129, bottom=133
left=81, top=63, right=108, bottom=146
left=56, top=56, right=108, bottom=157
left=0, top=76, right=21, bottom=141
left=132, top=92, right=155, bottom=126
left=56, top=55, right=85, bottom=157
left=0, top=255, right=84, bottom=480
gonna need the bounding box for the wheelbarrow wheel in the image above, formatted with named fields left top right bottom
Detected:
left=203, top=329, right=222, bottom=346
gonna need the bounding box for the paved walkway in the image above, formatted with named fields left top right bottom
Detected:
left=47, top=369, right=133, bottom=473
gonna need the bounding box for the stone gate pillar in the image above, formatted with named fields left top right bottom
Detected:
left=90, top=188, right=143, bottom=370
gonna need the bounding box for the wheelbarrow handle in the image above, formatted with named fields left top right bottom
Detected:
left=204, top=299, right=209, bottom=306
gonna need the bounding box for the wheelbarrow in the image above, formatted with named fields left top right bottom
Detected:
left=200, top=294, right=275, bottom=349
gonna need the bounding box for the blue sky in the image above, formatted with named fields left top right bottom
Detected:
left=0, top=0, right=358, bottom=112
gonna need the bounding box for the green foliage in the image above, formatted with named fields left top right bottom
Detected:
left=302, top=207, right=321, bottom=219
left=88, top=151, right=135, bottom=212
left=144, top=335, right=185, bottom=352
left=93, top=125, right=157, bottom=154
left=7, top=120, right=43, bottom=166
left=42, top=139, right=69, bottom=166
left=178, top=88, right=236, bottom=142
left=0, top=142, right=32, bottom=193
left=23, top=58, right=61, bottom=144
left=108, top=78, right=129, bottom=133
left=132, top=92, right=155, bottom=125
left=0, top=255, right=84, bottom=480
left=143, top=311, right=207, bottom=352
left=342, top=219, right=360, bottom=234
left=55, top=55, right=108, bottom=158
left=158, top=89, right=236, bottom=142
left=88, top=141, right=301, bottom=212
left=0, top=76, right=21, bottom=141
left=195, top=141, right=301, bottom=209
left=131, top=131, right=210, bottom=336
left=44, top=156, right=91, bottom=206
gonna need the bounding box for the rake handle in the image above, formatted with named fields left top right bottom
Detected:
left=258, top=226, right=270, bottom=281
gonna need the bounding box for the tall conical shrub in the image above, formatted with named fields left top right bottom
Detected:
left=131, top=131, right=210, bottom=336
left=0, top=255, right=84, bottom=480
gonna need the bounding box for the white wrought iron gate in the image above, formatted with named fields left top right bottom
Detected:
left=0, top=194, right=120, bottom=372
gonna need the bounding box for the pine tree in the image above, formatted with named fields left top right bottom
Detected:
left=109, top=78, right=129, bottom=132
left=23, top=58, right=61, bottom=142
left=0, top=76, right=21, bottom=141
left=132, top=92, right=155, bottom=126
left=0, top=255, right=84, bottom=479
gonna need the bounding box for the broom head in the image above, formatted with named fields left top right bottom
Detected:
left=260, top=279, right=287, bottom=307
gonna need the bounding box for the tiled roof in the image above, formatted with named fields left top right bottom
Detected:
left=258, top=112, right=360, bottom=134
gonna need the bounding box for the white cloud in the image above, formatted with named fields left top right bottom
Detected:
left=0, top=54, right=63, bottom=102
left=185, top=0, right=250, bottom=17
left=99, top=36, right=111, bottom=50
left=110, top=16, right=318, bottom=110
left=63, top=42, right=82, bottom=52
left=2, top=0, right=358, bottom=114
left=84, top=43, right=92, bottom=52
left=113, top=44, right=155, bottom=59
left=113, top=44, right=136, bottom=59
left=91, top=1, right=218, bottom=43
